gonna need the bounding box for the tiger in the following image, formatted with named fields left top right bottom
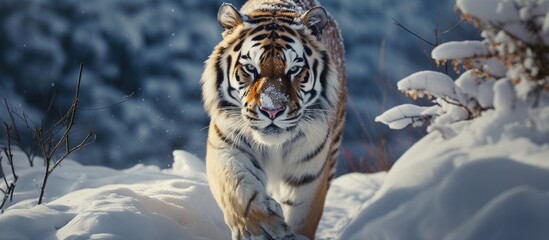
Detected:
left=201, top=0, right=346, bottom=239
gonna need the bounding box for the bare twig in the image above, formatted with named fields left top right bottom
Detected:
left=49, top=131, right=94, bottom=174
left=0, top=123, right=18, bottom=211
left=440, top=19, right=465, bottom=36
left=393, top=15, right=467, bottom=74
left=392, top=18, right=436, bottom=46
left=3, top=99, right=36, bottom=167
left=3, top=124, right=17, bottom=183
left=36, top=63, right=96, bottom=205
left=77, top=91, right=135, bottom=111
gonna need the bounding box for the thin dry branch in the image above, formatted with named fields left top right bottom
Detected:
left=35, top=63, right=96, bottom=205
left=393, top=16, right=466, bottom=75
left=49, top=131, right=94, bottom=175
left=3, top=99, right=36, bottom=167
left=392, top=18, right=436, bottom=46
left=77, top=92, right=135, bottom=111
left=1, top=63, right=102, bottom=207
left=0, top=123, right=18, bottom=211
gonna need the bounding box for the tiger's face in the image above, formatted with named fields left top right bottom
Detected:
left=202, top=3, right=337, bottom=146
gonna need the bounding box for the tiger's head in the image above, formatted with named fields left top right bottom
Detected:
left=202, top=3, right=338, bottom=146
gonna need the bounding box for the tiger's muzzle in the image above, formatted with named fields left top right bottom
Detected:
left=243, top=77, right=302, bottom=145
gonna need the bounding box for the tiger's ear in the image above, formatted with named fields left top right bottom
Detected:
left=218, top=3, right=243, bottom=33
left=300, top=7, right=328, bottom=37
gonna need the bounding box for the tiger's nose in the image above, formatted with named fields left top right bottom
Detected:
left=259, top=106, right=286, bottom=119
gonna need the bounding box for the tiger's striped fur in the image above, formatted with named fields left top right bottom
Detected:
left=201, top=1, right=346, bottom=239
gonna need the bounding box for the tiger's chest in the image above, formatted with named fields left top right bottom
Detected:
left=251, top=125, right=331, bottom=194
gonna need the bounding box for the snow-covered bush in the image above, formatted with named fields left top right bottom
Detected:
left=376, top=0, right=549, bottom=133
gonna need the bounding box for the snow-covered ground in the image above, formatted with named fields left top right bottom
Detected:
left=345, top=104, right=549, bottom=240
left=1, top=101, right=548, bottom=239
left=0, top=149, right=385, bottom=240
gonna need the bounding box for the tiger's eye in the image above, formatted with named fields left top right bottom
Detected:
left=245, top=64, right=256, bottom=72
left=288, top=66, right=301, bottom=75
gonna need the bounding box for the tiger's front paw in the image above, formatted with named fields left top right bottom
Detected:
left=229, top=194, right=295, bottom=240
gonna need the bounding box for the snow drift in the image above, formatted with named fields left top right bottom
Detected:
left=0, top=149, right=386, bottom=240
left=349, top=105, right=549, bottom=240
left=0, top=150, right=228, bottom=240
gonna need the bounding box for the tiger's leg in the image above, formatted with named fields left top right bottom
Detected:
left=279, top=158, right=330, bottom=239
left=206, top=124, right=295, bottom=240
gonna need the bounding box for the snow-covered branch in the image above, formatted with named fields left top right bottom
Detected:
left=374, top=104, right=434, bottom=130
left=397, top=71, right=457, bottom=100
left=377, top=0, right=549, bottom=132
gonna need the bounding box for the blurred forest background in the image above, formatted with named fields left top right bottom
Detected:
left=0, top=0, right=478, bottom=174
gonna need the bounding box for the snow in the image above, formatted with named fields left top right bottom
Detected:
left=317, top=172, right=386, bottom=239
left=344, top=104, right=549, bottom=240
left=259, top=85, right=288, bottom=110
left=458, top=0, right=549, bottom=44
left=454, top=70, right=495, bottom=109
left=397, top=71, right=456, bottom=100
left=172, top=150, right=205, bottom=174
left=493, top=78, right=515, bottom=115
left=457, top=0, right=519, bottom=23
left=374, top=104, right=431, bottom=130
left=0, top=150, right=228, bottom=240
left=455, top=70, right=480, bottom=99
left=0, top=149, right=385, bottom=239
left=431, top=40, right=488, bottom=60
left=481, top=57, right=507, bottom=77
